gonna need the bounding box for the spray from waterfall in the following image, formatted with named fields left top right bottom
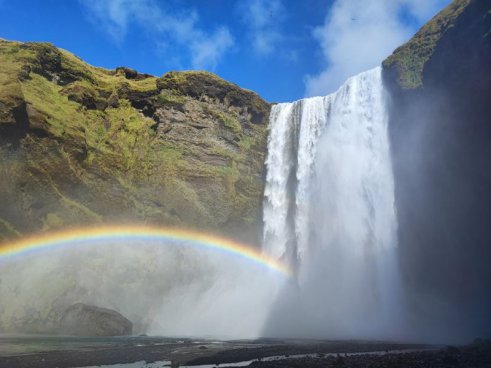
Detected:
left=262, top=66, right=405, bottom=339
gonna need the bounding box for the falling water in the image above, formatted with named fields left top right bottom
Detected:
left=263, top=67, right=404, bottom=339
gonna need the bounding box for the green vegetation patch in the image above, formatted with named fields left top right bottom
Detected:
left=157, top=90, right=186, bottom=107
left=383, top=0, right=470, bottom=89
left=216, top=111, right=242, bottom=134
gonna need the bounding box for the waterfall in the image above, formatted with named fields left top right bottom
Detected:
left=262, top=67, right=403, bottom=338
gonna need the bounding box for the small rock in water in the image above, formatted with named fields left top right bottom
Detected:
left=58, top=303, right=132, bottom=336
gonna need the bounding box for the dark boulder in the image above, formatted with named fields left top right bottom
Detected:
left=116, top=66, right=154, bottom=80
left=59, top=303, right=132, bottom=336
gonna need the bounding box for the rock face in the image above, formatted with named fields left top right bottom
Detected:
left=0, top=40, right=270, bottom=244
left=383, top=0, right=491, bottom=339
left=59, top=303, right=132, bottom=336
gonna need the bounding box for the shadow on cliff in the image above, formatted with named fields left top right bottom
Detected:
left=383, top=0, right=491, bottom=341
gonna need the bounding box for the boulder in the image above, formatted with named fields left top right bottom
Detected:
left=59, top=303, right=132, bottom=336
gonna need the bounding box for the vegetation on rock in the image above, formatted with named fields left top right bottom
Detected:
left=383, top=0, right=471, bottom=89
left=0, top=39, right=270, bottom=244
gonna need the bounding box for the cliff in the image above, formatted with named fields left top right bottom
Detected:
left=383, top=0, right=491, bottom=339
left=0, top=40, right=270, bottom=244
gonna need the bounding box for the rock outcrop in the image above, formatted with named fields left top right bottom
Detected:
left=383, top=0, right=491, bottom=338
left=0, top=40, right=270, bottom=244
left=59, top=303, right=132, bottom=336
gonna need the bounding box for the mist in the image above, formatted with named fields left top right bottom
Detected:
left=1, top=54, right=489, bottom=344
left=0, top=240, right=283, bottom=337
left=261, top=67, right=411, bottom=342
left=0, top=2, right=489, bottom=349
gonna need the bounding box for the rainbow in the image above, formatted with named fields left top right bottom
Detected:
left=0, top=225, right=291, bottom=277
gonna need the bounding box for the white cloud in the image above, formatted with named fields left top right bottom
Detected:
left=189, top=27, right=234, bottom=70
left=80, top=0, right=234, bottom=70
left=304, top=0, right=450, bottom=97
left=401, top=0, right=450, bottom=22
left=238, top=0, right=286, bottom=56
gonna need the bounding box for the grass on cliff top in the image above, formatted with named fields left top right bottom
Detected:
left=161, top=70, right=241, bottom=88
left=56, top=45, right=158, bottom=93
left=0, top=39, right=158, bottom=97
left=158, top=70, right=263, bottom=100
left=383, top=0, right=470, bottom=89
left=0, top=41, right=27, bottom=115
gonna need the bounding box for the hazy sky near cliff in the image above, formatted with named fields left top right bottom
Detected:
left=0, top=0, right=450, bottom=101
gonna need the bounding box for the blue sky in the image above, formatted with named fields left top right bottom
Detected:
left=0, top=0, right=450, bottom=102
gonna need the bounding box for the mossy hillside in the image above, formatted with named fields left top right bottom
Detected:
left=383, top=0, right=471, bottom=89
left=0, top=41, right=27, bottom=126
left=0, top=39, right=270, bottom=244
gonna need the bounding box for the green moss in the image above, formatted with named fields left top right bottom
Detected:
left=42, top=213, right=64, bottom=230
left=208, top=145, right=239, bottom=162
left=38, top=165, right=103, bottom=222
left=164, top=177, right=213, bottom=225
left=383, top=0, right=470, bottom=89
left=60, top=80, right=107, bottom=109
left=22, top=73, right=85, bottom=136
left=0, top=38, right=269, bottom=244
left=219, top=162, right=240, bottom=196
left=0, top=42, right=27, bottom=122
left=217, top=111, right=242, bottom=134
left=238, top=136, right=252, bottom=150
left=158, top=71, right=187, bottom=88
left=18, top=42, right=94, bottom=84
left=100, top=100, right=156, bottom=172
left=157, top=90, right=186, bottom=106
left=0, top=218, right=21, bottom=239
left=157, top=144, right=183, bottom=164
